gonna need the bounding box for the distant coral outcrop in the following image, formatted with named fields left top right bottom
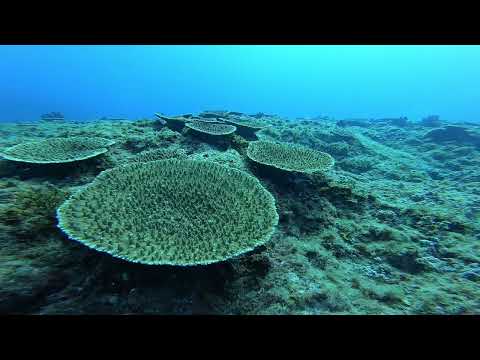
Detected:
left=424, top=125, right=480, bottom=147
left=40, top=112, right=65, bottom=122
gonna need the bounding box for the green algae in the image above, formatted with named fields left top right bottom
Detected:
left=1, top=183, right=70, bottom=240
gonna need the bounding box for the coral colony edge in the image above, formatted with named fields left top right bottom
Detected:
left=0, top=111, right=478, bottom=315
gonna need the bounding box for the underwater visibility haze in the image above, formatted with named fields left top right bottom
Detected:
left=2, top=45, right=480, bottom=122
left=0, top=45, right=479, bottom=314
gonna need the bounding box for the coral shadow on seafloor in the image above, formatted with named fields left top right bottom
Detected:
left=247, top=160, right=324, bottom=194
left=184, top=129, right=233, bottom=151
left=2, top=156, right=110, bottom=181
left=43, top=243, right=271, bottom=315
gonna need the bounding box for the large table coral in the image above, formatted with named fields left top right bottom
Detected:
left=247, top=140, right=335, bottom=174
left=186, top=121, right=236, bottom=135
left=56, top=159, right=279, bottom=266
left=0, top=137, right=115, bottom=164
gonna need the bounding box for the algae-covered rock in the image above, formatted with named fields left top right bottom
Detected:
left=157, top=127, right=183, bottom=143
left=57, top=159, right=279, bottom=266
left=228, top=118, right=268, bottom=130
left=230, top=134, right=250, bottom=155
left=224, top=117, right=269, bottom=139
left=338, top=156, right=375, bottom=174
left=155, top=114, right=191, bottom=132
left=420, top=115, right=442, bottom=127
left=188, top=149, right=249, bottom=172
left=1, top=113, right=479, bottom=315
left=424, top=125, right=480, bottom=147
left=1, top=183, right=70, bottom=239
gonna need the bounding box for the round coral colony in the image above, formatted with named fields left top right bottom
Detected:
left=56, top=159, right=279, bottom=266
left=185, top=120, right=237, bottom=135
left=0, top=137, right=116, bottom=164
left=246, top=140, right=335, bottom=174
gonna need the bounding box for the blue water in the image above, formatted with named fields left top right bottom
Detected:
left=1, top=45, right=480, bottom=122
